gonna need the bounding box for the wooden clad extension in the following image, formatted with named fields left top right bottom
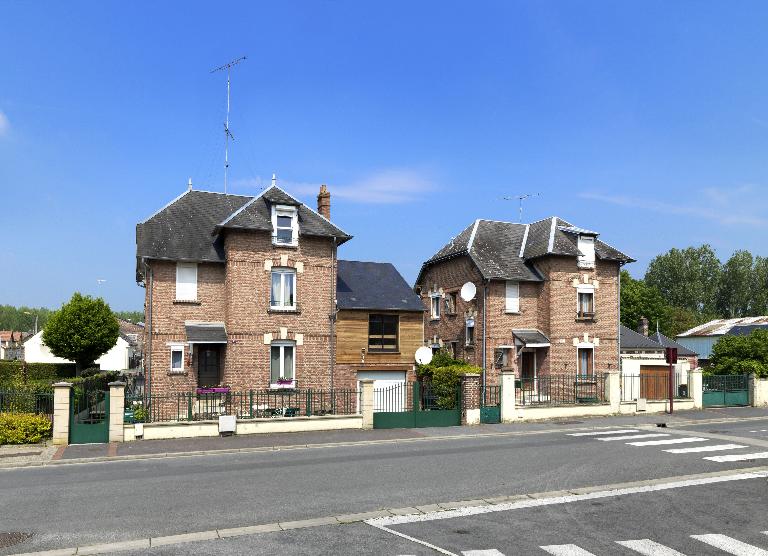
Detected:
left=335, top=310, right=424, bottom=365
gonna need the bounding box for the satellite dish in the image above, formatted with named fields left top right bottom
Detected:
left=415, top=346, right=433, bottom=365
left=460, top=282, right=477, bottom=302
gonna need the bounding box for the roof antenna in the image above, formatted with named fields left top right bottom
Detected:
left=211, top=56, right=247, bottom=194
left=503, top=193, right=541, bottom=223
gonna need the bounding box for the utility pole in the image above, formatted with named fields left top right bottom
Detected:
left=211, top=56, right=247, bottom=193
left=503, top=193, right=541, bottom=223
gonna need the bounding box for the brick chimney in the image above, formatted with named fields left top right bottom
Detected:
left=317, top=184, right=331, bottom=220
left=637, top=316, right=649, bottom=336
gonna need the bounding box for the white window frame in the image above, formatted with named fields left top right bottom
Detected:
left=577, top=284, right=595, bottom=317
left=577, top=235, right=596, bottom=269
left=175, top=262, right=198, bottom=301
left=270, top=341, right=296, bottom=388
left=465, top=318, right=475, bottom=346
left=444, top=292, right=457, bottom=315
left=169, top=343, right=185, bottom=374
left=505, top=281, right=520, bottom=313
left=270, top=268, right=297, bottom=310
left=430, top=294, right=441, bottom=320
left=271, top=205, right=298, bottom=246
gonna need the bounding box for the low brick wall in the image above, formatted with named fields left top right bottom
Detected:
left=124, top=414, right=363, bottom=441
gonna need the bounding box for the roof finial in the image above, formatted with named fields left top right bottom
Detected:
left=187, top=177, right=193, bottom=191
left=271, top=173, right=277, bottom=187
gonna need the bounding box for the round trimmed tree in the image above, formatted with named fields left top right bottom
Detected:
left=43, top=293, right=120, bottom=373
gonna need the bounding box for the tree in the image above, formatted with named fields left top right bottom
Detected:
left=752, top=256, right=768, bottom=316
left=666, top=306, right=719, bottom=337
left=42, top=293, right=120, bottom=373
left=114, top=310, right=144, bottom=324
left=620, top=271, right=671, bottom=335
left=645, top=245, right=721, bottom=314
left=716, top=250, right=754, bottom=318
left=709, top=329, right=768, bottom=377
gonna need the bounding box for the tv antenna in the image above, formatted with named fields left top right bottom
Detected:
left=211, top=56, right=247, bottom=193
left=503, top=192, right=541, bottom=223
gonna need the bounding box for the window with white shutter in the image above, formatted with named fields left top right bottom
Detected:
left=175, top=263, right=198, bottom=301
left=577, top=236, right=596, bottom=268
left=505, top=281, right=520, bottom=313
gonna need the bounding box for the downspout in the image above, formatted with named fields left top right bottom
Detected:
left=617, top=263, right=622, bottom=376
left=482, top=279, right=488, bottom=391
left=144, top=259, right=153, bottom=402
left=329, top=237, right=337, bottom=391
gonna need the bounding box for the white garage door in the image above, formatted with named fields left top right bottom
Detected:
left=357, top=371, right=406, bottom=412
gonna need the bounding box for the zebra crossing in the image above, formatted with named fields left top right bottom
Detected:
left=451, top=530, right=768, bottom=555
left=566, top=428, right=768, bottom=464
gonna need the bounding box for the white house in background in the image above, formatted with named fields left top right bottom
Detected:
left=23, top=331, right=131, bottom=371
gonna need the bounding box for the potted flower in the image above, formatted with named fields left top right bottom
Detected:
left=272, top=378, right=296, bottom=389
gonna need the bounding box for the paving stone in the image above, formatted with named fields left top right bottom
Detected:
left=279, top=516, right=340, bottom=530
left=217, top=523, right=282, bottom=538
left=151, top=530, right=219, bottom=547
left=334, top=510, right=392, bottom=523
left=387, top=507, right=422, bottom=516
left=77, top=539, right=150, bottom=554
left=437, top=499, right=490, bottom=510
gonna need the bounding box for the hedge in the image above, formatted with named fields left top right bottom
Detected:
left=0, top=361, right=76, bottom=385
left=0, top=413, right=52, bottom=445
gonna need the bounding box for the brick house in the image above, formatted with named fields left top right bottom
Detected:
left=136, top=182, right=423, bottom=396
left=414, top=217, right=633, bottom=387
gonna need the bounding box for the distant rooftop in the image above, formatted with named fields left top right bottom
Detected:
left=677, top=316, right=768, bottom=337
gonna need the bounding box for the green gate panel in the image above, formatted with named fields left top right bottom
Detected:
left=703, top=374, right=750, bottom=408
left=414, top=409, right=461, bottom=428
left=703, top=390, right=725, bottom=407
left=373, top=411, right=416, bottom=429
left=69, top=387, right=110, bottom=444
left=480, top=406, right=500, bottom=424
left=725, top=390, right=749, bottom=406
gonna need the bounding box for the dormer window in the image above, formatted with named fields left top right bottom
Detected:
left=577, top=235, right=595, bottom=269
left=272, top=205, right=298, bottom=246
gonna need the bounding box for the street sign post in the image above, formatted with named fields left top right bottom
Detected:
left=665, top=347, right=678, bottom=414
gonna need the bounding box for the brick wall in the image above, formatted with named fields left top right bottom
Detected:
left=144, top=231, right=338, bottom=395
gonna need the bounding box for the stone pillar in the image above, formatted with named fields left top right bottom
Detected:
left=689, top=368, right=703, bottom=409
left=605, top=371, right=621, bottom=412
left=52, top=382, right=72, bottom=446
left=461, top=373, right=481, bottom=426
left=108, top=382, right=126, bottom=442
left=749, top=374, right=768, bottom=407
left=360, top=379, right=374, bottom=430
left=500, top=370, right=516, bottom=423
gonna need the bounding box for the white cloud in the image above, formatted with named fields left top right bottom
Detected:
left=580, top=187, right=768, bottom=227
left=0, top=110, right=9, bottom=136
left=232, top=169, right=436, bottom=204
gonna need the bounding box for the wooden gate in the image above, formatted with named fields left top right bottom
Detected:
left=373, top=382, right=461, bottom=429
left=640, top=366, right=669, bottom=400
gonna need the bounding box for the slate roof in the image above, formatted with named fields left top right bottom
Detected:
left=728, top=324, right=768, bottom=337
left=336, top=260, right=424, bottom=312
left=417, top=216, right=633, bottom=285
left=649, top=331, right=697, bottom=356
left=185, top=322, right=227, bottom=343
left=620, top=325, right=666, bottom=351
left=512, top=329, right=551, bottom=345
left=136, top=186, right=352, bottom=281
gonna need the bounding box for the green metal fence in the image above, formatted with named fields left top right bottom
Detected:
left=126, top=388, right=361, bottom=423
left=703, top=374, right=749, bottom=407
left=516, top=374, right=607, bottom=406
left=0, top=390, right=54, bottom=419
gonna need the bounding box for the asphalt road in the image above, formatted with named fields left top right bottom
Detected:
left=3, top=415, right=768, bottom=555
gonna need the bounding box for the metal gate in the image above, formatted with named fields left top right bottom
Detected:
left=373, top=382, right=461, bottom=429
left=480, top=385, right=501, bottom=424
left=69, top=377, right=110, bottom=444
left=703, top=374, right=750, bottom=407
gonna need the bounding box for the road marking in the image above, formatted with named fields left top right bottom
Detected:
left=597, top=433, right=670, bottom=441
left=540, top=544, right=597, bottom=555
left=665, top=444, right=747, bottom=454
left=691, top=534, right=768, bottom=555
left=626, top=437, right=707, bottom=447
left=704, top=452, right=768, bottom=463
left=566, top=429, right=640, bottom=436
left=462, top=551, right=505, bottom=555
left=616, top=539, right=686, bottom=555
left=366, top=522, right=458, bottom=556
left=367, top=470, right=768, bottom=527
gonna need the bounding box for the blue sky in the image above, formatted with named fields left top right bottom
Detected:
left=2, top=1, right=768, bottom=311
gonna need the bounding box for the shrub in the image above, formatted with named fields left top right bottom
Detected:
left=0, top=413, right=52, bottom=445
left=710, top=329, right=768, bottom=377
left=0, top=361, right=76, bottom=387
left=417, top=350, right=482, bottom=409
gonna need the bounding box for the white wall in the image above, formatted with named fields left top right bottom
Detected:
left=24, top=331, right=130, bottom=370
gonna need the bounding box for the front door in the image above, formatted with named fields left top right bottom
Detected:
left=198, top=346, right=220, bottom=387
left=521, top=351, right=536, bottom=386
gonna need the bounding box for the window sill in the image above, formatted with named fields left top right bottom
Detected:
left=430, top=317, right=441, bottom=322
left=576, top=315, right=598, bottom=323
left=465, top=343, right=475, bottom=349
left=168, top=370, right=188, bottom=376
left=367, top=350, right=401, bottom=355
left=504, top=311, right=522, bottom=315
left=272, top=242, right=299, bottom=249
left=445, top=312, right=457, bottom=317
left=174, top=299, right=201, bottom=305
left=270, top=382, right=296, bottom=390
left=577, top=263, right=596, bottom=270
left=268, top=307, right=301, bottom=315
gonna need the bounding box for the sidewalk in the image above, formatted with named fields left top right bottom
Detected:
left=6, top=406, right=768, bottom=469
